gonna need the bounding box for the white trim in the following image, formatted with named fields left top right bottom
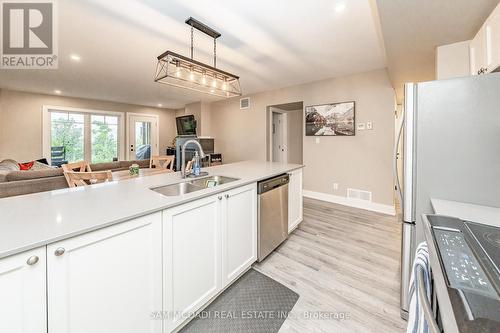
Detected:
left=42, top=105, right=125, bottom=164
left=125, top=113, right=160, bottom=161
left=303, top=190, right=396, bottom=216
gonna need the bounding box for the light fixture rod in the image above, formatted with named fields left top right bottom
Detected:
left=214, top=38, right=217, bottom=68
left=190, top=23, right=194, bottom=60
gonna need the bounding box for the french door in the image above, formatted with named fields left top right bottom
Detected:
left=127, top=114, right=159, bottom=161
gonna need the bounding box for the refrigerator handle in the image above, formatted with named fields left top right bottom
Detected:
left=403, top=83, right=416, bottom=223
left=393, top=107, right=404, bottom=206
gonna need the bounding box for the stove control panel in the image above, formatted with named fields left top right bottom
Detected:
left=434, top=228, right=498, bottom=299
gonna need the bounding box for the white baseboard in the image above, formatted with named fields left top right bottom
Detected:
left=303, top=190, right=396, bottom=216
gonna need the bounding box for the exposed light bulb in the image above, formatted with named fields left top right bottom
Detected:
left=212, top=79, right=217, bottom=88
left=201, top=74, right=207, bottom=85
left=210, top=89, right=215, bottom=94
left=176, top=68, right=181, bottom=78
left=189, top=71, right=195, bottom=81
left=222, top=81, right=227, bottom=91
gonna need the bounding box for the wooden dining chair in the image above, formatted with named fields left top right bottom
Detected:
left=62, top=160, right=92, bottom=173
left=150, top=155, right=175, bottom=171
left=64, top=170, right=113, bottom=188
left=185, top=158, right=195, bottom=172
left=62, top=160, right=112, bottom=187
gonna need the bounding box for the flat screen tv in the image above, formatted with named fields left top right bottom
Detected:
left=176, top=115, right=197, bottom=136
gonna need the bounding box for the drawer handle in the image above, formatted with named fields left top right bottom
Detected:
left=218, top=196, right=222, bottom=200
left=225, top=194, right=229, bottom=199
left=26, top=255, right=39, bottom=265
left=54, top=247, right=65, bottom=256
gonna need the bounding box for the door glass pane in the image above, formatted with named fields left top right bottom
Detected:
left=135, top=122, right=151, bottom=160
left=51, top=112, right=84, bottom=164
left=91, top=115, right=119, bottom=163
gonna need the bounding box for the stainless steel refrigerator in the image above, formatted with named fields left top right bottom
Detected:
left=395, top=73, right=500, bottom=319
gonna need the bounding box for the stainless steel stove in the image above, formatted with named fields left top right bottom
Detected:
left=427, top=215, right=500, bottom=332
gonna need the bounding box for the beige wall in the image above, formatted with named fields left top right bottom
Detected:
left=208, top=69, right=395, bottom=205
left=177, top=101, right=212, bottom=137
left=0, top=89, right=177, bottom=161
left=285, top=109, right=303, bottom=165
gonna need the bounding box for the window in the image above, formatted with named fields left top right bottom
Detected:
left=43, top=106, right=124, bottom=165
left=91, top=115, right=119, bottom=163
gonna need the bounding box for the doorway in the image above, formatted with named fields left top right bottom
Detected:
left=272, top=112, right=287, bottom=163
left=267, top=102, right=303, bottom=164
left=127, top=114, right=159, bottom=160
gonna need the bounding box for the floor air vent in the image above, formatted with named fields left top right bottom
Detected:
left=347, top=188, right=372, bottom=202
left=240, top=97, right=250, bottom=109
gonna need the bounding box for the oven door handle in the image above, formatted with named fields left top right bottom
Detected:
left=417, top=267, right=440, bottom=333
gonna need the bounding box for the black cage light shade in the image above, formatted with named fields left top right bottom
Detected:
left=154, top=17, right=242, bottom=98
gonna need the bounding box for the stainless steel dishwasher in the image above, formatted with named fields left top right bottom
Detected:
left=257, top=173, right=289, bottom=262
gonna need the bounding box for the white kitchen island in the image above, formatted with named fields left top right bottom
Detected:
left=0, top=161, right=303, bottom=333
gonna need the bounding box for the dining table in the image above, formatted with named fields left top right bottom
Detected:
left=112, top=168, right=173, bottom=181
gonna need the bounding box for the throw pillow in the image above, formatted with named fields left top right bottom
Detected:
left=0, top=159, right=21, bottom=171
left=19, top=161, right=35, bottom=170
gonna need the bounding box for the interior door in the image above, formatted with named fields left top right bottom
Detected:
left=272, top=112, right=287, bottom=162
left=128, top=115, right=158, bottom=160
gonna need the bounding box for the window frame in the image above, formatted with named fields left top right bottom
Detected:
left=42, top=105, right=125, bottom=164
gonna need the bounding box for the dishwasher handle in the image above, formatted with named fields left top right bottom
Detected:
left=258, top=174, right=289, bottom=194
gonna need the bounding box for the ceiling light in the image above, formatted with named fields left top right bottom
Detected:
left=157, top=103, right=163, bottom=107
left=154, top=17, right=241, bottom=98
left=335, top=3, right=346, bottom=13
left=54, top=89, right=62, bottom=94
left=70, top=54, right=81, bottom=61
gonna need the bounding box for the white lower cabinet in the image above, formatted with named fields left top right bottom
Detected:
left=0, top=182, right=261, bottom=333
left=163, top=195, right=222, bottom=332
left=163, top=183, right=257, bottom=332
left=47, top=213, right=162, bottom=333
left=288, top=169, right=303, bottom=233
left=222, top=184, right=257, bottom=286
left=0, top=247, right=47, bottom=333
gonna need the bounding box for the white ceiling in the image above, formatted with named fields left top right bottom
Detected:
left=0, top=0, right=387, bottom=109
left=376, top=0, right=500, bottom=103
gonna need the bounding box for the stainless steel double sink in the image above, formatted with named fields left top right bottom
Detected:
left=150, top=175, right=239, bottom=197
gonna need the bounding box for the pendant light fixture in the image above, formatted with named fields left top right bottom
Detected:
left=154, top=17, right=242, bottom=98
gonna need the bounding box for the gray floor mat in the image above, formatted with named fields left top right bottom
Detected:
left=180, top=268, right=299, bottom=333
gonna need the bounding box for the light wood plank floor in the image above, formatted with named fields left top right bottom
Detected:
left=254, top=198, right=407, bottom=333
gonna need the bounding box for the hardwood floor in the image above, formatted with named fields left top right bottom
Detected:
left=254, top=197, right=407, bottom=333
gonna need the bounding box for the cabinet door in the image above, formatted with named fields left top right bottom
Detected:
left=47, top=213, right=162, bottom=333
left=487, top=6, right=500, bottom=72
left=0, top=247, right=46, bottom=333
left=222, top=183, right=257, bottom=287
left=470, top=25, right=488, bottom=75
left=163, top=195, right=221, bottom=331
left=288, top=169, right=303, bottom=233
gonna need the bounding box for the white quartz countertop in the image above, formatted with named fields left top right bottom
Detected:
left=431, top=198, right=500, bottom=227
left=0, top=161, right=303, bottom=259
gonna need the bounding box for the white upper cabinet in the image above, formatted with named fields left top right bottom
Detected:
left=0, top=247, right=47, bottom=333
left=470, top=3, right=500, bottom=75
left=486, top=5, right=500, bottom=72
left=470, top=25, right=488, bottom=75
left=436, top=41, right=471, bottom=80
left=47, top=213, right=162, bottom=333
left=222, top=183, right=257, bottom=286
left=163, top=195, right=222, bottom=332
left=288, top=169, right=303, bottom=233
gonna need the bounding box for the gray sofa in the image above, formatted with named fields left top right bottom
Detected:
left=0, top=159, right=150, bottom=198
